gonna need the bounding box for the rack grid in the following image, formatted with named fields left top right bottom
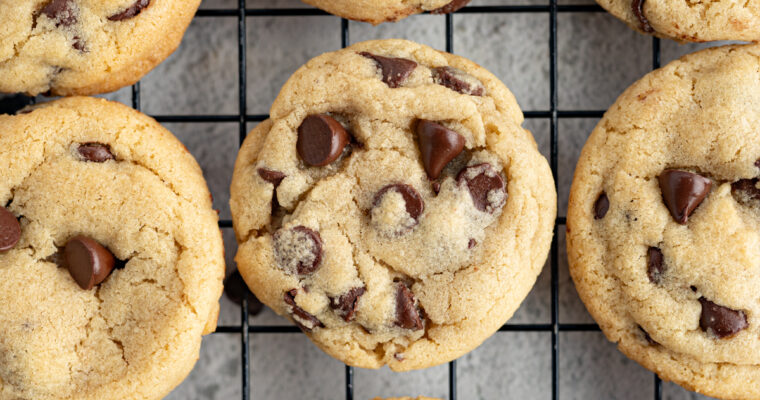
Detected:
left=0, top=2, right=667, bottom=399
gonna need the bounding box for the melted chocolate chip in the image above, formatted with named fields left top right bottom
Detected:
left=108, top=0, right=151, bottom=21
left=646, top=247, right=664, bottom=284
left=41, top=0, right=77, bottom=27
left=431, top=66, right=484, bottom=96
left=731, top=179, right=760, bottom=205
left=360, top=52, right=417, bottom=88
left=395, top=283, right=423, bottom=330
left=658, top=170, right=711, bottom=224
left=416, top=120, right=465, bottom=180
left=78, top=143, right=114, bottom=162
left=330, top=287, right=366, bottom=321
left=224, top=270, right=264, bottom=316
left=594, top=192, right=609, bottom=219
left=64, top=236, right=115, bottom=290
left=273, top=226, right=323, bottom=275
left=698, top=297, right=748, bottom=339
left=432, top=181, right=441, bottom=195
left=257, top=168, right=286, bottom=186
left=373, top=184, right=425, bottom=226
left=631, top=0, right=654, bottom=33
left=284, top=289, right=324, bottom=331
left=468, top=238, right=477, bottom=249
left=0, top=207, right=21, bottom=252
left=431, top=0, right=471, bottom=14
left=297, top=114, right=350, bottom=167
left=457, top=163, right=507, bottom=213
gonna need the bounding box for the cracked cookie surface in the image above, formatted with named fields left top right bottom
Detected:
left=597, top=0, right=760, bottom=42
left=300, top=0, right=470, bottom=25
left=230, top=39, right=556, bottom=371
left=0, top=0, right=200, bottom=96
left=567, top=44, right=760, bottom=399
left=0, top=97, right=224, bottom=400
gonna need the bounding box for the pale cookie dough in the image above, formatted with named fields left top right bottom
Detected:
left=597, top=0, right=760, bottom=42
left=231, top=39, right=556, bottom=371
left=0, top=0, right=201, bottom=96
left=301, top=0, right=470, bottom=25
left=568, top=43, right=760, bottom=399
left=0, top=97, right=224, bottom=400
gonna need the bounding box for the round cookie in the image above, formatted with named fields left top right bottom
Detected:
left=597, top=0, right=760, bottom=42
left=0, top=97, right=224, bottom=399
left=301, top=0, right=470, bottom=25
left=0, top=0, right=201, bottom=96
left=230, top=39, right=556, bottom=371
left=567, top=43, right=760, bottom=399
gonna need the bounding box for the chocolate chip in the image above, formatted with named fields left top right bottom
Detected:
left=594, top=192, right=609, bottom=219
left=431, top=66, right=484, bottom=96
left=647, top=247, right=664, bottom=284
left=108, top=0, right=151, bottom=21
left=257, top=168, right=286, bottom=186
left=731, top=179, right=760, bottom=205
left=297, top=114, right=350, bottom=167
left=698, top=297, right=748, bottom=339
left=631, top=0, right=654, bottom=33
left=658, top=170, right=711, bottom=224
left=416, top=120, right=465, bottom=180
left=395, top=282, right=423, bottom=330
left=72, top=37, right=85, bottom=52
left=273, top=226, right=323, bottom=275
left=360, top=52, right=417, bottom=88
left=432, top=182, right=441, bottom=195
left=78, top=143, right=115, bottom=162
left=431, top=0, right=471, bottom=14
left=284, top=289, right=324, bottom=332
left=373, top=184, right=425, bottom=225
left=755, top=159, right=760, bottom=169
left=224, top=270, right=264, bottom=316
left=468, top=238, right=477, bottom=249
left=0, top=207, right=21, bottom=252
left=64, top=236, right=115, bottom=290
left=330, top=287, right=366, bottom=321
left=457, top=163, right=507, bottom=213
left=41, top=0, right=77, bottom=27
left=690, top=285, right=698, bottom=292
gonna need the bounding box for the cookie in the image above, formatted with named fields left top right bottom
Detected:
left=301, top=0, right=471, bottom=25
left=597, top=0, right=760, bottom=42
left=567, top=43, right=760, bottom=399
left=0, top=0, right=201, bottom=96
left=0, top=97, right=224, bottom=399
left=230, top=39, right=556, bottom=371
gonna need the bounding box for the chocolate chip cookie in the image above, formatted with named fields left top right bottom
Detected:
left=230, top=39, right=556, bottom=371
left=0, top=97, right=224, bottom=399
left=567, top=43, right=760, bottom=399
left=301, top=0, right=470, bottom=25
left=0, top=0, right=201, bottom=96
left=597, top=0, right=760, bottom=42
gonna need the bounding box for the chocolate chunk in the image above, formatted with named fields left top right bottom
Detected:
left=273, top=226, right=323, bottom=275
left=468, top=238, right=477, bottom=249
left=373, top=184, right=425, bottom=223
left=329, top=287, right=366, bottom=321
left=594, top=192, right=609, bottom=219
left=0, top=207, right=21, bottom=252
left=457, top=163, right=507, bottom=213
left=698, top=297, right=748, bottom=339
left=731, top=179, right=760, bottom=204
left=297, top=114, right=350, bottom=167
left=395, top=282, right=423, bottom=330
left=257, top=168, right=286, bottom=186
left=416, top=120, right=465, bottom=180
left=78, top=143, right=115, bottom=162
left=431, top=0, right=471, bottom=14
left=108, top=0, right=151, bottom=21
left=224, top=270, right=264, bottom=316
left=431, top=66, right=484, bottom=96
left=647, top=247, right=664, bottom=284
left=360, top=52, right=417, bottom=88
left=658, top=170, right=712, bottom=224
left=41, top=0, right=77, bottom=27
left=631, top=0, right=654, bottom=33
left=64, top=236, right=115, bottom=290
left=284, top=289, right=324, bottom=331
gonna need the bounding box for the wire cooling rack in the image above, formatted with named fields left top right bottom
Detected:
left=0, top=1, right=666, bottom=399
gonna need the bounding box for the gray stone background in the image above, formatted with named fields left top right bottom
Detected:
left=7, top=0, right=732, bottom=398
